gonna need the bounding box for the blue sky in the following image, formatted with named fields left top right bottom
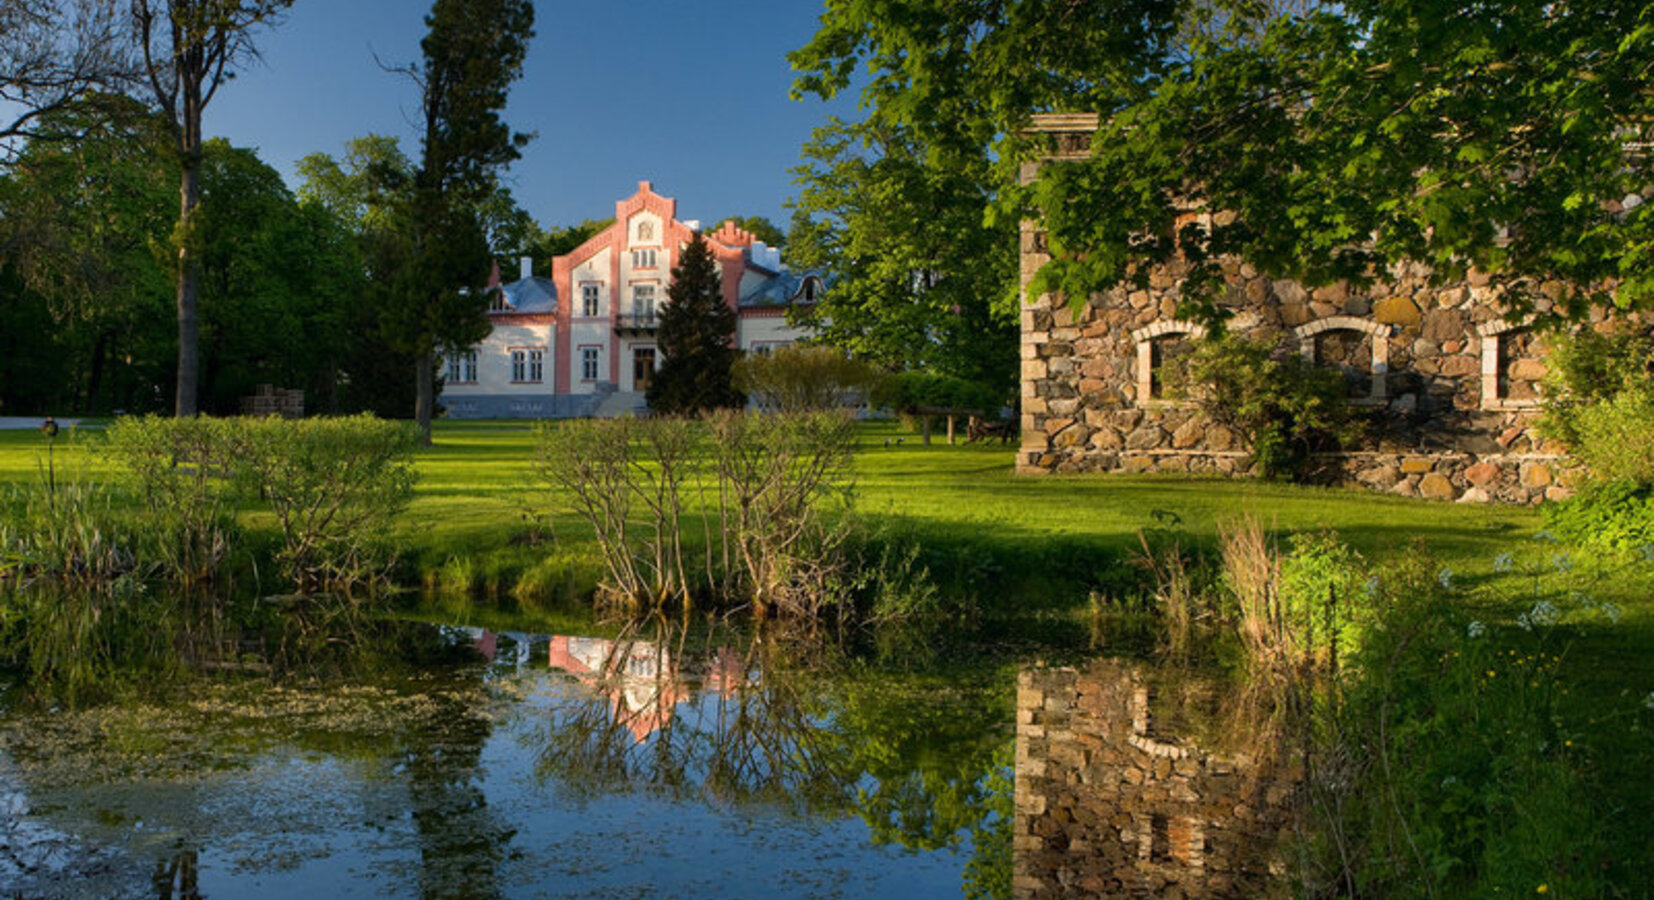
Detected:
left=205, top=1, right=856, bottom=233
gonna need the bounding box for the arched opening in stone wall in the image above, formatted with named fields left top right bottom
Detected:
left=1478, top=319, right=1546, bottom=409
left=1294, top=316, right=1390, bottom=404
left=1132, top=320, right=1207, bottom=405
left=1314, top=330, right=1376, bottom=399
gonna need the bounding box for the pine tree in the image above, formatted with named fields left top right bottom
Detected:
left=647, top=233, right=742, bottom=415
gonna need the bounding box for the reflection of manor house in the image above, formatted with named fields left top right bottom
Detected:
left=1017, top=115, right=1653, bottom=502
left=1014, top=661, right=1298, bottom=898
left=443, top=182, right=820, bottom=419
left=546, top=634, right=686, bottom=742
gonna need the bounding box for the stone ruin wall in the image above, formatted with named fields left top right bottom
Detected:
left=1014, top=661, right=1299, bottom=899
left=1016, top=116, right=1653, bottom=503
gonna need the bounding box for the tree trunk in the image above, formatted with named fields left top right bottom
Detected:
left=174, top=125, right=202, bottom=418
left=415, top=353, right=434, bottom=446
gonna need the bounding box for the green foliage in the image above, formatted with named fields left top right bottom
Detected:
left=1539, top=327, right=1654, bottom=452
left=1544, top=479, right=1654, bottom=555
left=0, top=94, right=176, bottom=415
left=231, top=416, right=419, bottom=593
left=796, top=1, right=1654, bottom=317
left=784, top=119, right=1018, bottom=390
left=106, top=415, right=241, bottom=584
left=1305, top=550, right=1610, bottom=898
left=1173, top=333, right=1354, bottom=481
left=871, top=371, right=1005, bottom=415
left=732, top=345, right=876, bottom=412
left=0, top=477, right=137, bottom=584
left=1539, top=328, right=1654, bottom=552
left=386, top=0, right=536, bottom=439
left=647, top=233, right=743, bottom=415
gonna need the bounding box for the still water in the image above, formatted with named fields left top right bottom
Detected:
left=0, top=600, right=1296, bottom=899
left=1, top=611, right=1020, bottom=899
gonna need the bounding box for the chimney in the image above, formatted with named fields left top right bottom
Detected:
left=519, top=256, right=533, bottom=280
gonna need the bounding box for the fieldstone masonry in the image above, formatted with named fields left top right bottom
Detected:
left=1018, top=114, right=1653, bottom=503
left=1015, top=661, right=1299, bottom=898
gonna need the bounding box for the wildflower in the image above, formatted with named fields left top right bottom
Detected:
left=1522, top=600, right=1560, bottom=628
left=1644, top=691, right=1654, bottom=711
left=1363, top=575, right=1381, bottom=598
left=1602, top=602, right=1623, bottom=624
left=1438, top=567, right=1455, bottom=590
left=1552, top=553, right=1574, bottom=573
left=1639, top=544, right=1654, bottom=563
left=1533, top=530, right=1556, bottom=543
left=1493, top=552, right=1515, bottom=573
left=1538, top=884, right=1549, bottom=894
left=1467, top=621, right=1486, bottom=639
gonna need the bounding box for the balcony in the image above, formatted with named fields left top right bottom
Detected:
left=615, top=312, right=659, bottom=335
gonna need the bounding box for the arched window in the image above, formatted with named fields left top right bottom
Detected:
left=1294, top=316, right=1390, bottom=403
left=1478, top=318, right=1545, bottom=410
left=636, top=220, right=654, bottom=242
left=1131, top=320, right=1208, bottom=404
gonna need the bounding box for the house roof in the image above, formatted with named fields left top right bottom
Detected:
left=495, top=275, right=557, bottom=314
left=738, top=270, right=828, bottom=308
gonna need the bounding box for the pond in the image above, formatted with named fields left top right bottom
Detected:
left=0, top=594, right=1298, bottom=899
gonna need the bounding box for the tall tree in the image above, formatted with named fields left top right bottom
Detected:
left=131, top=0, right=292, bottom=416
left=0, top=0, right=135, bottom=161
left=787, top=117, right=1018, bottom=390
left=647, top=232, right=742, bottom=415
left=0, top=93, right=175, bottom=414
left=792, top=1, right=1654, bottom=318
left=381, top=0, right=534, bottom=444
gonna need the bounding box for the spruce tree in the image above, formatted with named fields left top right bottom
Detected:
left=648, top=233, right=742, bottom=415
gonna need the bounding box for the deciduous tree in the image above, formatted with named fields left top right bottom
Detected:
left=130, top=0, right=293, bottom=416
left=793, top=1, right=1654, bottom=319
left=0, top=0, right=134, bottom=160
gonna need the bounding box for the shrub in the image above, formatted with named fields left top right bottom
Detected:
left=1172, top=333, right=1354, bottom=481
left=1543, top=478, right=1654, bottom=554
left=231, top=416, right=418, bottom=593
left=732, top=345, right=877, bottom=412
left=106, top=415, right=241, bottom=584
left=1538, top=326, right=1654, bottom=450
left=533, top=411, right=857, bottom=617
left=1539, top=328, right=1654, bottom=552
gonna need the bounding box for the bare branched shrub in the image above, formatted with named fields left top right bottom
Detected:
left=533, top=411, right=857, bottom=617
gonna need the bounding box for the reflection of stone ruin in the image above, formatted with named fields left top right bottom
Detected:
left=1014, top=661, right=1299, bottom=898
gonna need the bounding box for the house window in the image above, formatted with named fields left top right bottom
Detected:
left=580, top=346, right=600, bottom=382
left=446, top=350, right=478, bottom=384
left=632, top=249, right=658, bottom=269
left=582, top=284, right=600, bottom=317
left=489, top=291, right=511, bottom=312
left=634, top=284, right=656, bottom=320
left=528, top=348, right=544, bottom=383
left=510, top=349, right=526, bottom=382
left=1130, top=320, right=1208, bottom=404
left=750, top=342, right=792, bottom=356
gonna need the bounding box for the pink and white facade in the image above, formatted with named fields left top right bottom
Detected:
left=442, top=182, right=819, bottom=419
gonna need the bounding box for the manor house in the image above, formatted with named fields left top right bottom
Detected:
left=442, top=182, right=818, bottom=419
left=1017, top=114, right=1648, bottom=503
